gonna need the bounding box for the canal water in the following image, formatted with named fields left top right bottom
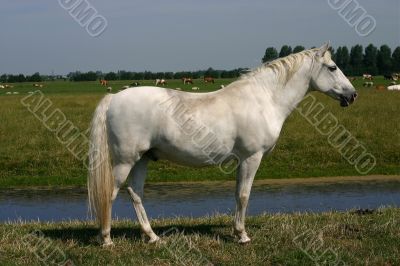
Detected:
left=1, top=180, right=399, bottom=222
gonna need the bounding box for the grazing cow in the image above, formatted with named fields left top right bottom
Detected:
left=363, top=74, right=373, bottom=80
left=107, top=87, right=112, bottom=93
left=182, top=77, right=193, bottom=84
left=363, top=82, right=374, bottom=87
left=388, top=85, right=400, bottom=91
left=100, top=79, right=108, bottom=86
left=204, top=77, right=215, bottom=83
left=155, top=79, right=167, bottom=86
left=383, top=74, right=398, bottom=81
left=130, top=82, right=140, bottom=87
left=375, top=85, right=385, bottom=91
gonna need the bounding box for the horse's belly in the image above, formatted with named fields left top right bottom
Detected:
left=153, top=140, right=234, bottom=167
left=155, top=151, right=212, bottom=167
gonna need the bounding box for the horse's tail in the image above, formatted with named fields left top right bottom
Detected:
left=88, top=94, right=114, bottom=233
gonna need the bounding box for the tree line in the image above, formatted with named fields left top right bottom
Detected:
left=67, top=68, right=245, bottom=82
left=0, top=68, right=245, bottom=83
left=0, top=72, right=43, bottom=83
left=2, top=44, right=399, bottom=83
left=262, top=44, right=400, bottom=76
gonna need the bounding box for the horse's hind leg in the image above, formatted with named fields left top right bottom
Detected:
left=112, top=163, right=133, bottom=201
left=99, top=163, right=132, bottom=246
left=127, top=156, right=160, bottom=243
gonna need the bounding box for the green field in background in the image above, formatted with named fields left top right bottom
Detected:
left=0, top=77, right=399, bottom=187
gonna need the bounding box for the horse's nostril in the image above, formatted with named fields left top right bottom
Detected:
left=353, top=93, right=358, bottom=99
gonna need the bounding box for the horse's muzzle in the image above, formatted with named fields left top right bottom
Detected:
left=340, top=93, right=358, bottom=107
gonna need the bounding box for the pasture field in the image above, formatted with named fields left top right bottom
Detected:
left=0, top=207, right=399, bottom=265
left=0, top=77, right=399, bottom=187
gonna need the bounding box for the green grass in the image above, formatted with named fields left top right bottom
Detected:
left=0, top=77, right=399, bottom=188
left=1, top=207, right=399, bottom=265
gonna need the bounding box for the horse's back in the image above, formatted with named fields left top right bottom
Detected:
left=105, top=86, right=238, bottom=165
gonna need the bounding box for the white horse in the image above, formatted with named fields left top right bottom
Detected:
left=88, top=43, right=357, bottom=246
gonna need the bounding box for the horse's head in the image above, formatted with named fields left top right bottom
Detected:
left=310, top=43, right=357, bottom=107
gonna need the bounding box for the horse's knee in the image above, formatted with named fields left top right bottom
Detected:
left=237, top=193, right=250, bottom=206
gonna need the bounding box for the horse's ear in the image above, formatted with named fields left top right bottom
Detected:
left=316, top=42, right=331, bottom=57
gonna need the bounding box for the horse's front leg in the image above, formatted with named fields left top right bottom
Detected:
left=234, top=152, right=263, bottom=244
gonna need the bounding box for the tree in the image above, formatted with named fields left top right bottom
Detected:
left=262, top=47, right=278, bottom=63
left=155, top=72, right=165, bottom=79
left=335, top=46, right=350, bottom=74
left=16, top=74, right=26, bottom=83
left=29, top=72, right=42, bottom=82
left=144, top=71, right=156, bottom=80
left=350, top=45, right=363, bottom=76
left=204, top=67, right=219, bottom=78
left=329, top=47, right=336, bottom=62
left=363, top=44, right=378, bottom=75
left=377, top=45, right=392, bottom=75
left=70, top=71, right=97, bottom=81
left=391, top=47, right=400, bottom=72
left=164, top=72, right=174, bottom=79
left=293, top=45, right=305, bottom=53
left=104, top=72, right=118, bottom=80
left=0, top=74, right=7, bottom=83
left=133, top=72, right=144, bottom=80
left=118, top=71, right=133, bottom=80
left=279, top=45, right=292, bottom=58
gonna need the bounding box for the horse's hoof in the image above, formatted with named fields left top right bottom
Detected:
left=97, top=234, right=114, bottom=247
left=148, top=236, right=160, bottom=244
left=238, top=236, right=251, bottom=244
left=102, top=241, right=115, bottom=248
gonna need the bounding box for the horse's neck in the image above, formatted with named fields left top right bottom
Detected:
left=269, top=67, right=312, bottom=119
left=231, top=62, right=312, bottom=125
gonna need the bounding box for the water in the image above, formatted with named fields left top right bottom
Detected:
left=1, top=180, right=399, bottom=222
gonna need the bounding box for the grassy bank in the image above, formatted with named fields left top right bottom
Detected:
left=1, top=207, right=399, bottom=265
left=0, top=77, right=399, bottom=188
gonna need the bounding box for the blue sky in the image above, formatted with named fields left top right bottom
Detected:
left=0, top=0, right=399, bottom=75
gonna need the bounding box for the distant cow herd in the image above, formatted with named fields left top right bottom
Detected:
left=105, top=77, right=219, bottom=92
left=355, top=73, right=399, bottom=90
left=2, top=74, right=400, bottom=94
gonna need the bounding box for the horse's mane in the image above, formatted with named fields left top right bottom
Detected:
left=240, top=48, right=321, bottom=86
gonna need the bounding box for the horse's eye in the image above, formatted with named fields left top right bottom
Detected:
left=328, top=65, right=337, bottom=72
